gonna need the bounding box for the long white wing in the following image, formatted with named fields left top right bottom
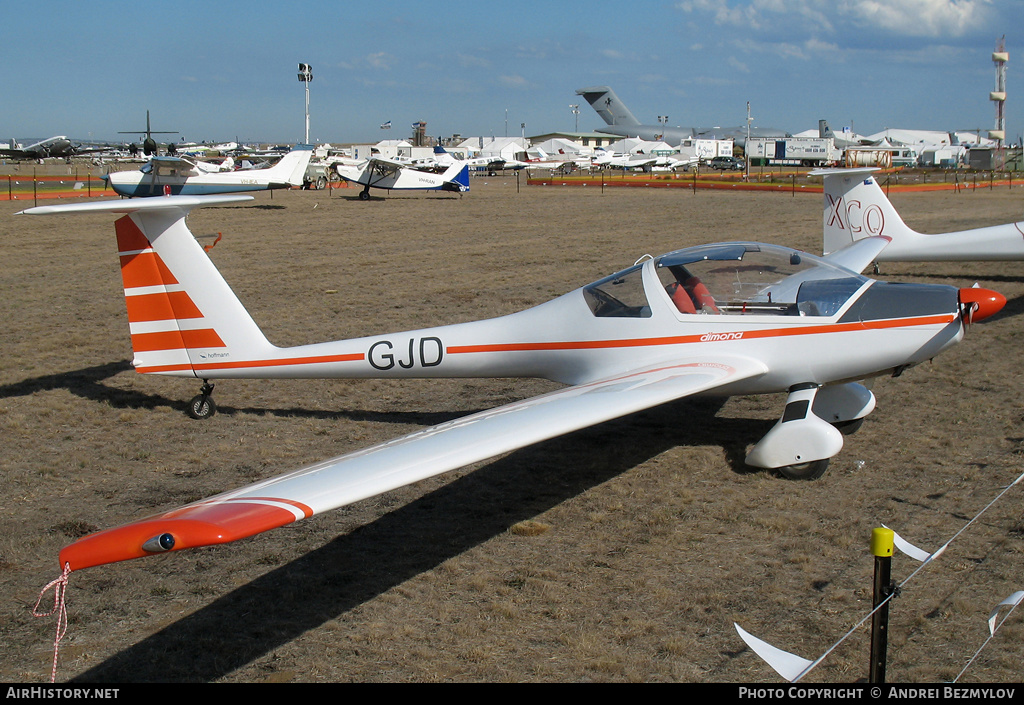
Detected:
left=60, top=355, right=767, bottom=571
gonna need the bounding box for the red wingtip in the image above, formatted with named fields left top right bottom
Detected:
left=59, top=498, right=312, bottom=571
left=959, top=288, right=1006, bottom=323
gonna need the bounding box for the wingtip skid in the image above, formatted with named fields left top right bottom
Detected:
left=59, top=497, right=312, bottom=571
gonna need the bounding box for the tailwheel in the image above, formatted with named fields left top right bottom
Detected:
left=776, top=458, right=829, bottom=481
left=187, top=382, right=216, bottom=420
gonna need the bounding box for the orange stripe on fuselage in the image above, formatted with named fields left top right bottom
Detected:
left=446, top=314, right=956, bottom=355
left=135, top=351, right=366, bottom=374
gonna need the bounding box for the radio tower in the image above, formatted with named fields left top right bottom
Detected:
left=990, top=37, right=1008, bottom=149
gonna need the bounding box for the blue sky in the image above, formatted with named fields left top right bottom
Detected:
left=3, top=1, right=1021, bottom=146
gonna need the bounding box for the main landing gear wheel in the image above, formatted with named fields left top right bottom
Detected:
left=777, top=458, right=829, bottom=481
left=358, top=190, right=370, bottom=201
left=187, top=382, right=216, bottom=420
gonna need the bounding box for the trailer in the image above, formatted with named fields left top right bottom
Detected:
left=746, top=137, right=840, bottom=167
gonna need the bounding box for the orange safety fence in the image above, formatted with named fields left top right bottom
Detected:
left=528, top=171, right=1021, bottom=194
left=1, top=174, right=117, bottom=202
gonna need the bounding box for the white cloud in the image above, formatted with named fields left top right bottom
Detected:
left=458, top=53, right=490, bottom=69
left=366, top=52, right=395, bottom=70
left=840, top=0, right=994, bottom=37
left=676, top=0, right=994, bottom=38
left=500, top=75, right=531, bottom=88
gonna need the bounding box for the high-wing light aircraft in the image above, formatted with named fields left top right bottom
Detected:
left=17, top=195, right=1004, bottom=572
left=104, top=145, right=312, bottom=197
left=0, top=136, right=110, bottom=161
left=576, top=86, right=789, bottom=147
left=817, top=167, right=1024, bottom=261
left=334, top=156, right=470, bottom=200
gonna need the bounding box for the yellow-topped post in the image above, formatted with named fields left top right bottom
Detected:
left=871, top=527, right=894, bottom=557
left=869, top=527, right=896, bottom=683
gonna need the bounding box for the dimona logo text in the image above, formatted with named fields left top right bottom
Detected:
left=700, top=332, right=744, bottom=342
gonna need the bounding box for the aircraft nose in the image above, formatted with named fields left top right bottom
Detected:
left=959, top=287, right=1006, bottom=323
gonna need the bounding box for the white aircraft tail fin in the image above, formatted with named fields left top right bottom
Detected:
left=18, top=196, right=278, bottom=377
left=264, top=145, right=314, bottom=187
left=813, top=168, right=917, bottom=255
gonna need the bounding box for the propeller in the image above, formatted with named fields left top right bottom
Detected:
left=959, top=286, right=1006, bottom=325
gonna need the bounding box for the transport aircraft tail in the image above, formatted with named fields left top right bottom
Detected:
left=574, top=86, right=641, bottom=127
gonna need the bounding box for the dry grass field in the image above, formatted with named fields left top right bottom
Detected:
left=1, top=176, right=1022, bottom=683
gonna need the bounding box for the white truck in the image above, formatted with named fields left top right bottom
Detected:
left=746, top=137, right=840, bottom=167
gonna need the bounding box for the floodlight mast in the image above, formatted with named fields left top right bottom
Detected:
left=298, top=63, right=313, bottom=144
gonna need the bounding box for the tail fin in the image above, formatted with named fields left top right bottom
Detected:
left=264, top=145, right=313, bottom=186
left=815, top=167, right=1024, bottom=262
left=18, top=196, right=279, bottom=377
left=441, top=162, right=470, bottom=192
left=575, top=86, right=641, bottom=127
left=812, top=168, right=916, bottom=255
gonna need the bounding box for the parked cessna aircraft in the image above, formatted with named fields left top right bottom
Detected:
left=104, top=145, right=312, bottom=197
left=576, top=86, right=789, bottom=147
left=0, top=136, right=110, bottom=161
left=817, top=167, right=1024, bottom=261
left=334, top=156, right=470, bottom=200
left=17, top=194, right=1003, bottom=572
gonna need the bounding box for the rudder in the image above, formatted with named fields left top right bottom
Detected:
left=115, top=205, right=278, bottom=376
left=814, top=167, right=916, bottom=255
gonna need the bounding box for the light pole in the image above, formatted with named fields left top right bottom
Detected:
left=745, top=101, right=752, bottom=179
left=658, top=115, right=668, bottom=140
left=297, top=63, right=313, bottom=144
left=570, top=104, right=579, bottom=132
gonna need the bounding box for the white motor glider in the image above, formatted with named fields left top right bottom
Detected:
left=18, top=195, right=1004, bottom=572
left=104, top=145, right=313, bottom=197
left=334, top=156, right=470, bottom=200
left=817, top=167, right=1024, bottom=261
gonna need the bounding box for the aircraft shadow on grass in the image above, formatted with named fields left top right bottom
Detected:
left=67, top=396, right=767, bottom=683
left=0, top=360, right=489, bottom=425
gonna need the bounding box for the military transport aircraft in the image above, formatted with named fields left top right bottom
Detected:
left=104, top=145, right=312, bottom=197
left=0, top=136, right=110, bottom=161
left=118, top=110, right=178, bottom=156
left=817, top=167, right=1024, bottom=261
left=17, top=194, right=1003, bottom=572
left=576, top=86, right=789, bottom=147
left=334, top=156, right=470, bottom=200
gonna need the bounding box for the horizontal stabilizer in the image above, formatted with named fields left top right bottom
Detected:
left=16, top=194, right=254, bottom=217
left=821, top=236, right=891, bottom=273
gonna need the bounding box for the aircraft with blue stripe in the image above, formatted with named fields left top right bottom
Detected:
left=104, top=145, right=313, bottom=197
